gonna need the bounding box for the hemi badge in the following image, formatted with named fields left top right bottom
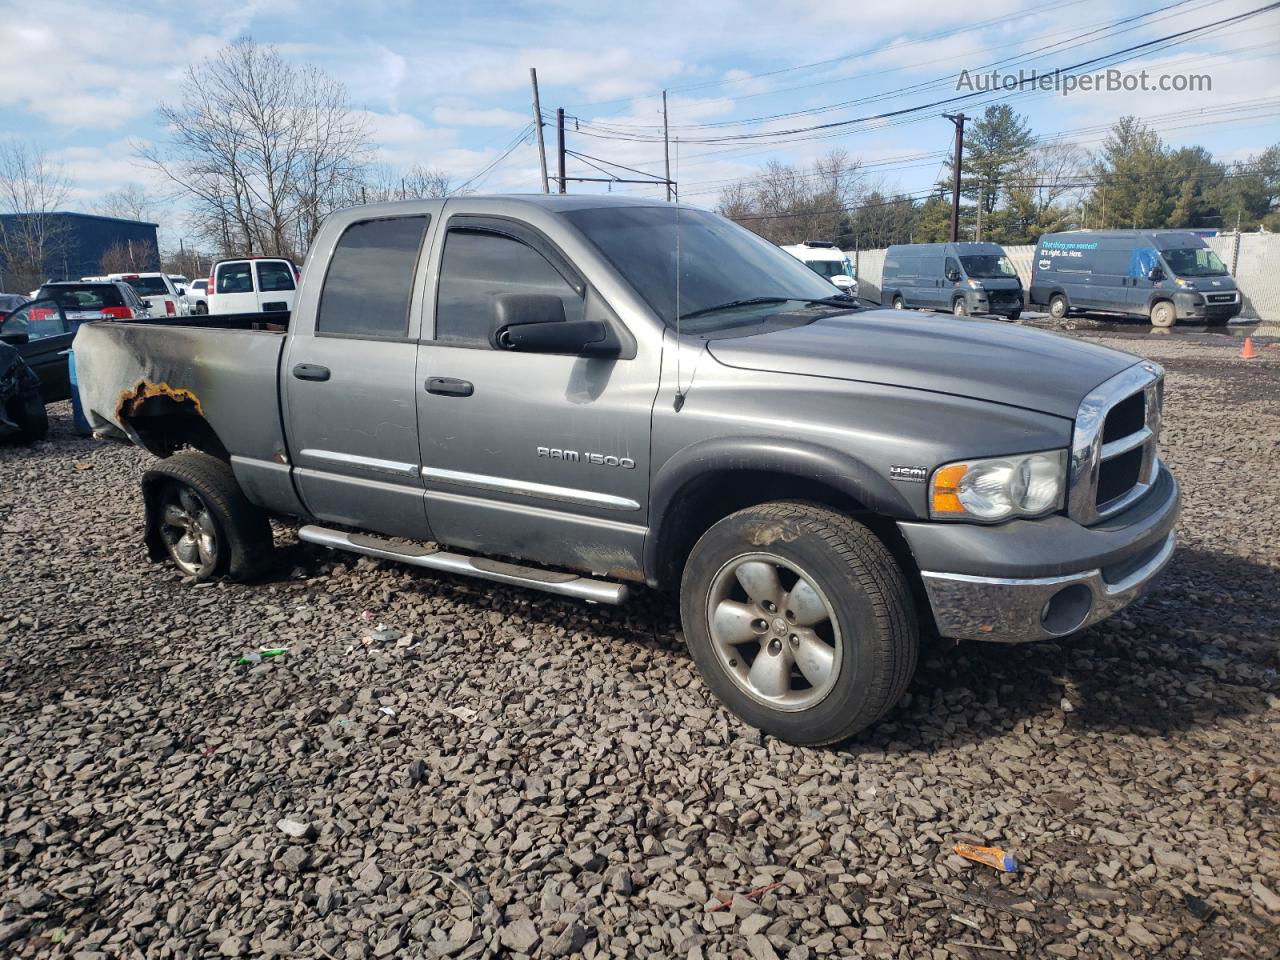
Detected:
left=890, top=465, right=929, bottom=483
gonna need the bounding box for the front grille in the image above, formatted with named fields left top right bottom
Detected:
left=1097, top=446, right=1142, bottom=505
left=1207, top=293, right=1236, bottom=303
left=1068, top=364, right=1163, bottom=525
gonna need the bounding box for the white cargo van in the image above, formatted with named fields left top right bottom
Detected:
left=780, top=241, right=857, bottom=294
left=207, top=258, right=298, bottom=315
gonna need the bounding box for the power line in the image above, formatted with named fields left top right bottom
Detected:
left=566, top=3, right=1280, bottom=146
left=452, top=123, right=535, bottom=194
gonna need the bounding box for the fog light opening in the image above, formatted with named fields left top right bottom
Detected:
left=1040, top=584, right=1093, bottom=636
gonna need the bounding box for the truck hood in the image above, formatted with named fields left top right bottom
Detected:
left=706, top=309, right=1139, bottom=419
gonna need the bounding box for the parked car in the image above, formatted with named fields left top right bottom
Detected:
left=184, top=278, right=210, bottom=315
left=207, top=257, right=298, bottom=315
left=1029, top=230, right=1242, bottom=328
left=0, top=293, right=28, bottom=322
left=780, top=241, right=858, bottom=295
left=36, top=280, right=150, bottom=322
left=881, top=242, right=1023, bottom=319
left=87, top=272, right=186, bottom=318
left=75, top=196, right=1178, bottom=746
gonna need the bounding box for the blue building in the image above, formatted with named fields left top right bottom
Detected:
left=0, top=211, right=160, bottom=285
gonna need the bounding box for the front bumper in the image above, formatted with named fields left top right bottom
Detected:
left=900, top=468, right=1180, bottom=642
left=1175, top=290, right=1241, bottom=321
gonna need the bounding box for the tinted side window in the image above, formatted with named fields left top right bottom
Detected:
left=434, top=229, right=584, bottom=345
left=945, top=257, right=961, bottom=277
left=316, top=216, right=429, bottom=338
left=216, top=262, right=253, bottom=294
left=257, top=261, right=296, bottom=292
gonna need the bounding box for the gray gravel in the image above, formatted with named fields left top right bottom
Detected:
left=1, top=329, right=1278, bottom=959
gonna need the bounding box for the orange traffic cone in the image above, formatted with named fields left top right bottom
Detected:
left=1240, top=336, right=1258, bottom=360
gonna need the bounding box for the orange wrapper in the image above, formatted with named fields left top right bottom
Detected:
left=954, top=842, right=1019, bottom=873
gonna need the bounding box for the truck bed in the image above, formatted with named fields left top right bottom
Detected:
left=73, top=317, right=289, bottom=472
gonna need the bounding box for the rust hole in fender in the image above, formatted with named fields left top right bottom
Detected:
left=116, top=381, right=205, bottom=420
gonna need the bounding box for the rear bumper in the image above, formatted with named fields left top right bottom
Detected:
left=900, top=468, right=1180, bottom=642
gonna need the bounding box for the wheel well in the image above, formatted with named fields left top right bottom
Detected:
left=1148, top=297, right=1174, bottom=314
left=652, top=469, right=920, bottom=593
left=119, top=391, right=228, bottom=460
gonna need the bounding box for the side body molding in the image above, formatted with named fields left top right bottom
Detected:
left=643, top=436, right=918, bottom=587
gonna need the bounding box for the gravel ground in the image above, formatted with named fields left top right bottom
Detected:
left=1, top=329, right=1278, bottom=960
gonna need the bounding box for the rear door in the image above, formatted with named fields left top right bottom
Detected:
left=212, top=261, right=259, bottom=314
left=414, top=212, right=654, bottom=577
left=282, top=213, right=435, bottom=539
left=255, top=260, right=297, bottom=313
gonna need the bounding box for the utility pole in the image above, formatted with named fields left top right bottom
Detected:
left=975, top=181, right=982, bottom=241
left=530, top=69, right=549, bottom=194
left=556, top=108, right=566, bottom=194
left=943, top=113, right=966, bottom=243
left=662, top=90, right=672, bottom=202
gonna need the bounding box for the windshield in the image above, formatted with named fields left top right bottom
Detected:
left=804, top=260, right=850, bottom=280
left=36, top=284, right=125, bottom=309
left=1161, top=247, right=1228, bottom=277
left=562, top=206, right=836, bottom=331
left=125, top=276, right=170, bottom=296
left=959, top=255, right=1017, bottom=279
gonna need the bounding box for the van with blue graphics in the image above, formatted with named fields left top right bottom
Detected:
left=880, top=242, right=1023, bottom=320
left=1029, top=230, right=1241, bottom=328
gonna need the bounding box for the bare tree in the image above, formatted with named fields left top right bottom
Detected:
left=98, top=238, right=158, bottom=274
left=140, top=38, right=371, bottom=259
left=717, top=150, right=864, bottom=245
left=94, top=184, right=156, bottom=223
left=361, top=162, right=463, bottom=203
left=0, top=143, right=71, bottom=291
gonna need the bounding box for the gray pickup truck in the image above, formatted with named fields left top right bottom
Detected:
left=74, top=196, right=1180, bottom=745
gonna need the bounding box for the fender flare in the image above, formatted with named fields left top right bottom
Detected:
left=643, top=436, right=917, bottom=585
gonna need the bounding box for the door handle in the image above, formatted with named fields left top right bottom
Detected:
left=292, top=363, right=330, bottom=382
left=426, top=377, right=473, bottom=397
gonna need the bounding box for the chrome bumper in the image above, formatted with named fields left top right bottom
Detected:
left=920, top=531, right=1176, bottom=643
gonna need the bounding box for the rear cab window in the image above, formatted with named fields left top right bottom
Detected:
left=37, top=284, right=125, bottom=309
left=315, top=216, right=430, bottom=339
left=123, top=275, right=170, bottom=297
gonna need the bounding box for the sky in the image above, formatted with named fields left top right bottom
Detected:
left=2, top=0, right=1278, bottom=249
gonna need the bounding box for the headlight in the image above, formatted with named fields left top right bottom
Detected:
left=1175, top=278, right=1195, bottom=289
left=967, top=279, right=983, bottom=289
left=930, top=450, right=1067, bottom=521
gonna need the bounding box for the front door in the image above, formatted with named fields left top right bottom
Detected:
left=416, top=214, right=656, bottom=579
left=283, top=214, right=435, bottom=539
left=0, top=299, right=75, bottom=402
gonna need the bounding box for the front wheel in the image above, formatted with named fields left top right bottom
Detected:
left=680, top=502, right=918, bottom=746
left=1007, top=309, right=1022, bottom=322
left=1150, top=301, right=1176, bottom=328
left=143, top=451, right=273, bottom=581
left=952, top=299, right=968, bottom=316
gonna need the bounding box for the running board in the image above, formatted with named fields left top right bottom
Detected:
left=296, top=525, right=631, bottom=605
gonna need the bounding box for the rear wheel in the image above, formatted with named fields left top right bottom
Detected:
left=892, top=296, right=904, bottom=310
left=1007, top=309, right=1022, bottom=322
left=1150, top=301, right=1176, bottom=328
left=144, top=451, right=272, bottom=581
left=680, top=501, right=918, bottom=745
left=195, top=302, right=208, bottom=315
left=1049, top=294, right=1069, bottom=320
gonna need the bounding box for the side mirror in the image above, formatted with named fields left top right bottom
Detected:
left=946, top=270, right=961, bottom=282
left=1148, top=267, right=1165, bottom=282
left=177, top=287, right=186, bottom=296
left=500, top=319, right=611, bottom=355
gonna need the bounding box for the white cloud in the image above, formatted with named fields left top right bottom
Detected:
left=432, top=105, right=530, bottom=127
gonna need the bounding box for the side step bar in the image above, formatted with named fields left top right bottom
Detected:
left=296, top=525, right=631, bottom=605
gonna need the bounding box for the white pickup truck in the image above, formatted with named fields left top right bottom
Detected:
left=88, top=273, right=186, bottom=318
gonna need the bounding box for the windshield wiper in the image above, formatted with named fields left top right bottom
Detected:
left=804, top=295, right=864, bottom=309
left=678, top=297, right=790, bottom=320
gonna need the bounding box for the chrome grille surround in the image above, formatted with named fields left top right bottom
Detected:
left=1068, top=362, right=1164, bottom=525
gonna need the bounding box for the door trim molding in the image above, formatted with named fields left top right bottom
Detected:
left=420, top=465, right=641, bottom=511
left=299, top=448, right=419, bottom=477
